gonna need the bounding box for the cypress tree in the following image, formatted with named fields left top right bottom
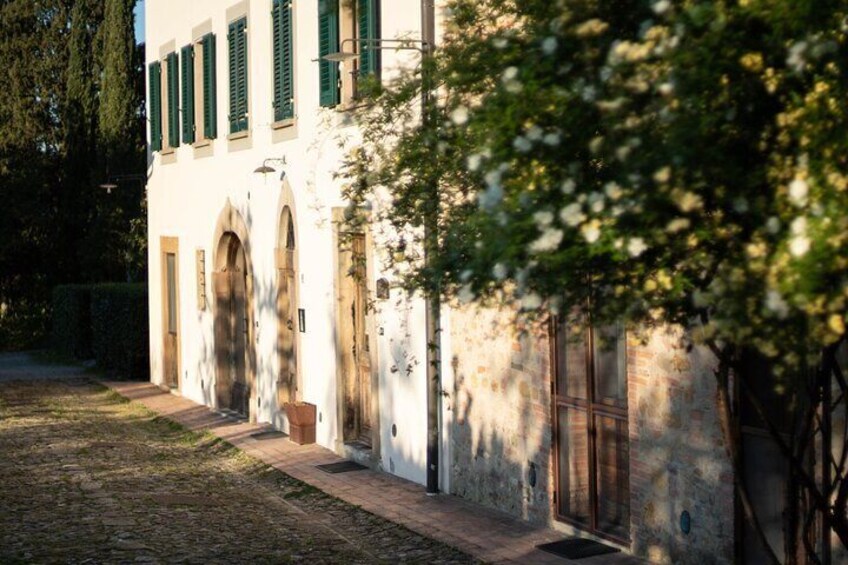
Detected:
left=98, top=0, right=137, bottom=165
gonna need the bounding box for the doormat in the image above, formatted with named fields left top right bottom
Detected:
left=537, top=538, right=621, bottom=560
left=316, top=460, right=368, bottom=474
left=250, top=430, right=288, bottom=440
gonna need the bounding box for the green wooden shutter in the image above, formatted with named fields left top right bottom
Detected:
left=166, top=51, right=180, bottom=147
left=149, top=61, right=162, bottom=152
left=272, top=0, right=294, bottom=121
left=358, top=0, right=379, bottom=78
left=228, top=17, right=249, bottom=134
left=318, top=0, right=339, bottom=107
left=202, top=33, right=217, bottom=139
left=181, top=44, right=195, bottom=144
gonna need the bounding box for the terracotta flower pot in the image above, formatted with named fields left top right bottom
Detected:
left=283, top=401, right=316, bottom=445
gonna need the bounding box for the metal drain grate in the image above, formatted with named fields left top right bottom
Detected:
left=315, top=460, right=368, bottom=474
left=537, top=538, right=620, bottom=560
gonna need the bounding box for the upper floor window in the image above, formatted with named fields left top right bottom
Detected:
left=181, top=33, right=218, bottom=144
left=228, top=17, right=249, bottom=135
left=148, top=52, right=181, bottom=153
left=318, top=0, right=380, bottom=108
left=272, top=0, right=295, bottom=122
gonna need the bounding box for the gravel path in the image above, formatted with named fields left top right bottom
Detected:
left=0, top=377, right=475, bottom=564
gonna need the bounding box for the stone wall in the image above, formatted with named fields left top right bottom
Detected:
left=447, top=305, right=554, bottom=524
left=447, top=306, right=735, bottom=563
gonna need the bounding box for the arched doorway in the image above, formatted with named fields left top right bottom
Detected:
left=276, top=206, right=298, bottom=407
left=213, top=230, right=254, bottom=419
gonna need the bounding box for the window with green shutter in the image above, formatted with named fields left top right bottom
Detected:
left=202, top=33, right=217, bottom=139
left=166, top=51, right=180, bottom=147
left=318, top=0, right=339, bottom=107
left=358, top=0, right=379, bottom=78
left=228, top=17, right=249, bottom=134
left=148, top=61, right=162, bottom=152
left=272, top=0, right=294, bottom=122
left=181, top=44, right=195, bottom=144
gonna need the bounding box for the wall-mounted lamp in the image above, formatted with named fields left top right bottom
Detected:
left=254, top=157, right=287, bottom=181
left=98, top=173, right=147, bottom=194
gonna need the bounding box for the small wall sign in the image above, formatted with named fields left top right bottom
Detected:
left=298, top=308, right=306, bottom=333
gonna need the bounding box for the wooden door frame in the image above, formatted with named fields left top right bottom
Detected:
left=211, top=201, right=257, bottom=421
left=550, top=318, right=631, bottom=546
left=276, top=204, right=300, bottom=409
left=160, top=236, right=181, bottom=391
left=332, top=207, right=380, bottom=455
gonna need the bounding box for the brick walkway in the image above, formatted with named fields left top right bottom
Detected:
left=105, top=381, right=643, bottom=564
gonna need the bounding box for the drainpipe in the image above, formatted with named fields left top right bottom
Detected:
left=421, top=0, right=440, bottom=496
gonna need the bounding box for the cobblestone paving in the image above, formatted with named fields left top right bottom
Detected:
left=0, top=378, right=476, bottom=564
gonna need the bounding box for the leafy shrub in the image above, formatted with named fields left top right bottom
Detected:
left=51, top=285, right=93, bottom=358
left=90, top=283, right=148, bottom=379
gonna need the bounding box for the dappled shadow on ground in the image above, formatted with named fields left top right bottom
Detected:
left=0, top=379, right=474, bottom=564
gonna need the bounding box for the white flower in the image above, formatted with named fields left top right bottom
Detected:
left=789, top=235, right=811, bottom=257
left=658, top=82, right=674, bottom=96
left=788, top=177, right=809, bottom=207
left=485, top=169, right=502, bottom=188
left=581, top=221, right=601, bottom=243
left=458, top=284, right=475, bottom=304
left=521, top=292, right=542, bottom=310
left=526, top=125, right=543, bottom=141
left=581, top=85, right=598, bottom=102
left=653, top=166, right=672, bottom=184
left=766, top=217, right=781, bottom=233
left=501, top=66, right=523, bottom=93
left=542, top=36, right=558, bottom=55
left=589, top=136, right=604, bottom=154
left=652, top=0, right=671, bottom=15
left=450, top=105, right=469, bottom=126
left=479, top=181, right=504, bottom=211
left=543, top=133, right=561, bottom=146
left=492, top=263, right=508, bottom=280
left=561, top=179, right=576, bottom=194
left=505, top=80, right=523, bottom=94
left=466, top=153, right=483, bottom=172
left=502, top=66, right=519, bottom=81
left=787, top=41, right=808, bottom=73
left=765, top=290, right=790, bottom=318
left=459, top=269, right=473, bottom=282
left=560, top=203, right=585, bottom=227
left=493, top=37, right=508, bottom=49
left=533, top=210, right=554, bottom=227
left=666, top=218, right=690, bottom=232
left=604, top=182, right=624, bottom=200
left=791, top=216, right=807, bottom=235
left=513, top=136, right=532, bottom=153
left=627, top=237, right=648, bottom=257
left=529, top=228, right=564, bottom=253
left=674, top=191, right=703, bottom=213
left=615, top=146, right=631, bottom=161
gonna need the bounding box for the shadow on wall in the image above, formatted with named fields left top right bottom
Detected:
left=449, top=307, right=734, bottom=564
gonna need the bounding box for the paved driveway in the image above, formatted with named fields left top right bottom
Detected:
left=0, top=368, right=473, bottom=564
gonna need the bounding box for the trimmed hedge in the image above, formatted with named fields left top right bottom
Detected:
left=51, top=285, right=93, bottom=359
left=90, top=283, right=149, bottom=380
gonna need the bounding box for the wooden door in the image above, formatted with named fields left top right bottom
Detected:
left=351, top=234, right=371, bottom=442
left=213, top=271, right=232, bottom=409
left=553, top=320, right=630, bottom=543
left=161, top=239, right=180, bottom=390
left=276, top=247, right=297, bottom=405
left=231, top=268, right=249, bottom=417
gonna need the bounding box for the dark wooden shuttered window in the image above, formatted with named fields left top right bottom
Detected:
left=166, top=51, right=180, bottom=147
left=228, top=17, right=249, bottom=134
left=202, top=33, right=217, bottom=139
left=318, top=0, right=339, bottom=107
left=272, top=0, right=294, bottom=122
left=181, top=44, right=195, bottom=144
left=148, top=61, right=162, bottom=152
left=357, top=0, right=379, bottom=78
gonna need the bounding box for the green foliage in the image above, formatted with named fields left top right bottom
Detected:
left=51, top=285, right=94, bottom=359
left=90, top=283, right=149, bottom=379
left=0, top=0, right=147, bottom=350
left=344, top=0, right=848, bottom=373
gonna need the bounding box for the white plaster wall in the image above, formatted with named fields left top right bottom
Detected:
left=146, top=0, right=430, bottom=483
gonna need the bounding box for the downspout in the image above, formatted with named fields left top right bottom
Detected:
left=421, top=0, right=440, bottom=496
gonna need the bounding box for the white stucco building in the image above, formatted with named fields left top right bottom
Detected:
left=146, top=0, right=448, bottom=488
